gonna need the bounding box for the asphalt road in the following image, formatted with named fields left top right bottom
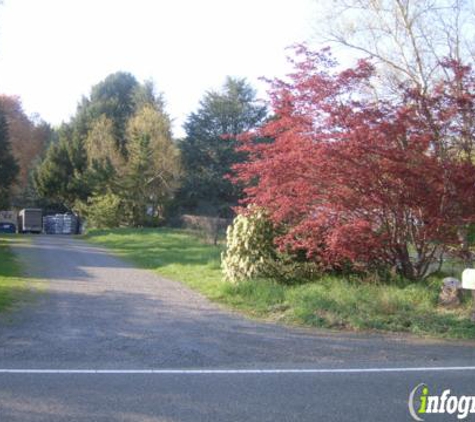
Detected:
left=0, top=235, right=474, bottom=421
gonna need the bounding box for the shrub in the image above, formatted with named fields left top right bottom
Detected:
left=221, top=208, right=276, bottom=283
left=77, top=192, right=122, bottom=229
left=222, top=207, right=325, bottom=284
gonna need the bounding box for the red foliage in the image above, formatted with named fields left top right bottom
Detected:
left=0, top=95, right=50, bottom=194
left=233, top=46, right=475, bottom=280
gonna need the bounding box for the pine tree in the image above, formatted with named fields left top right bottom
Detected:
left=178, top=77, right=267, bottom=217
left=33, top=126, right=88, bottom=207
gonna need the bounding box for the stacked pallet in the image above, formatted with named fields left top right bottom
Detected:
left=63, top=214, right=76, bottom=234
left=43, top=213, right=79, bottom=235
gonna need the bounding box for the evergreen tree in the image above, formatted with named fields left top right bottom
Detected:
left=33, top=125, right=88, bottom=207
left=178, top=77, right=267, bottom=217
left=73, top=72, right=141, bottom=154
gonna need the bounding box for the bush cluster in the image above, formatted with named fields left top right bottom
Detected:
left=221, top=208, right=276, bottom=283
left=77, top=192, right=122, bottom=229
left=222, top=208, right=322, bottom=283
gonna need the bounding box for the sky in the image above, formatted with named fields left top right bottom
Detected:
left=0, top=0, right=317, bottom=137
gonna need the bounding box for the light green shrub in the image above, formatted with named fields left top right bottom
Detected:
left=77, top=192, right=122, bottom=229
left=221, top=208, right=276, bottom=283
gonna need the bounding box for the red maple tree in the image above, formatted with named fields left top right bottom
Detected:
left=233, top=46, right=475, bottom=280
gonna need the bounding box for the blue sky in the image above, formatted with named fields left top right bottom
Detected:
left=0, top=0, right=316, bottom=136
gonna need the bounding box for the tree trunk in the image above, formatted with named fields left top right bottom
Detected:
left=397, top=246, right=416, bottom=281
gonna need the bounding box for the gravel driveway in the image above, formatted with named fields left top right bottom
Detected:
left=1, top=235, right=474, bottom=370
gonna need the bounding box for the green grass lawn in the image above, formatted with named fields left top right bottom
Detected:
left=0, top=235, right=28, bottom=313
left=85, top=228, right=475, bottom=340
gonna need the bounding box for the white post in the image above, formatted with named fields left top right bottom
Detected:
left=461, top=269, right=475, bottom=321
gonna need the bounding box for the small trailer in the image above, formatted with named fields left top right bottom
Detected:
left=18, top=209, right=43, bottom=234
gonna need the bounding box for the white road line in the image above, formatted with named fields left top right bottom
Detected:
left=0, top=367, right=475, bottom=374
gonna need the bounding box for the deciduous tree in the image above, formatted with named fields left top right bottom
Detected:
left=0, top=95, right=50, bottom=198
left=124, top=104, right=181, bottom=225
left=0, top=107, right=18, bottom=209
left=234, top=47, right=475, bottom=280
left=314, top=0, right=475, bottom=93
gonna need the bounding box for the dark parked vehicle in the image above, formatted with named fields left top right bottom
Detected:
left=0, top=222, right=16, bottom=233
